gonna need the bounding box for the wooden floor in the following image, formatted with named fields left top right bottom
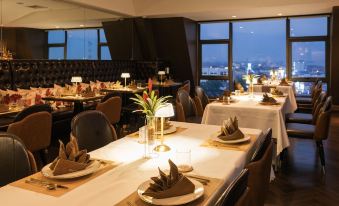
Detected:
left=266, top=112, right=339, bottom=206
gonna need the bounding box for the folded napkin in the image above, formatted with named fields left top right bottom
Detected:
left=279, top=78, right=289, bottom=86
left=271, top=88, right=283, bottom=96
left=50, top=136, right=91, bottom=176
left=143, top=159, right=195, bottom=199
left=262, top=93, right=277, bottom=104
left=81, top=86, right=95, bottom=97
left=218, top=117, right=244, bottom=141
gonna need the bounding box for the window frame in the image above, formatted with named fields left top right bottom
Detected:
left=198, top=22, right=233, bottom=90
left=47, top=27, right=110, bottom=60
left=197, top=14, right=330, bottom=96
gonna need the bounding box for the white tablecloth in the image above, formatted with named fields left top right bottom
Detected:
left=202, top=94, right=291, bottom=156
left=253, top=84, right=297, bottom=113
left=0, top=122, right=263, bottom=206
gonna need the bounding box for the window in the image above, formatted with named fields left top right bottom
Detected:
left=199, top=22, right=229, bottom=98
left=233, top=19, right=286, bottom=88
left=47, top=28, right=110, bottom=60
left=288, top=16, right=328, bottom=88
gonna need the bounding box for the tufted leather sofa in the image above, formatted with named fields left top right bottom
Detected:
left=0, top=59, right=166, bottom=142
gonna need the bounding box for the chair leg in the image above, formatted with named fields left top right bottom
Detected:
left=316, top=140, right=326, bottom=174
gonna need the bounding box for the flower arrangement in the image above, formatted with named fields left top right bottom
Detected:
left=243, top=73, right=259, bottom=84
left=130, top=78, right=171, bottom=116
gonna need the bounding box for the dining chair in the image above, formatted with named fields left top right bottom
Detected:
left=246, top=129, right=273, bottom=206
left=100, top=92, right=121, bottom=103
left=96, top=96, right=122, bottom=126
left=286, top=96, right=332, bottom=173
left=213, top=169, right=250, bottom=206
left=13, top=104, right=52, bottom=122
left=195, top=86, right=210, bottom=111
left=286, top=92, right=326, bottom=124
left=175, top=89, right=202, bottom=123
left=296, top=81, right=322, bottom=105
left=178, top=80, right=191, bottom=94
left=7, top=111, right=52, bottom=166
left=295, top=79, right=319, bottom=98
left=0, top=132, right=37, bottom=186
left=71, top=110, right=117, bottom=152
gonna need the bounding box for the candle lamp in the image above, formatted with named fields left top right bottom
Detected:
left=71, top=76, right=82, bottom=97
left=121, top=73, right=130, bottom=88
left=153, top=103, right=174, bottom=152
left=158, top=71, right=166, bottom=84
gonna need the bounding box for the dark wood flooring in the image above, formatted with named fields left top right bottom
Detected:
left=266, top=112, right=339, bottom=206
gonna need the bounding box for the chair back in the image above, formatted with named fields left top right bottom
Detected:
left=312, top=92, right=327, bottom=114
left=7, top=112, right=52, bottom=152
left=251, top=128, right=272, bottom=162
left=314, top=96, right=332, bottom=141
left=311, top=80, right=322, bottom=98
left=0, top=132, right=36, bottom=186
left=96, top=96, right=122, bottom=124
left=100, top=92, right=121, bottom=103
left=246, top=138, right=273, bottom=206
left=71, top=110, right=117, bottom=152
left=195, top=86, right=209, bottom=110
left=176, top=89, right=196, bottom=120
left=178, top=80, right=191, bottom=94
left=215, top=169, right=250, bottom=206
left=312, top=85, right=322, bottom=105
left=14, top=104, right=52, bottom=122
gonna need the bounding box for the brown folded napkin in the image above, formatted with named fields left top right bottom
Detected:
left=81, top=86, right=95, bottom=97
left=50, top=136, right=91, bottom=176
left=271, top=88, right=283, bottom=96
left=262, top=93, right=277, bottom=104
left=142, top=159, right=195, bottom=199
left=218, top=117, right=244, bottom=141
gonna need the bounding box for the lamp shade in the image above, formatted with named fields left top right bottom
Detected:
left=71, top=76, right=82, bottom=83
left=158, top=71, right=166, bottom=75
left=121, top=73, right=130, bottom=78
left=155, top=103, right=174, bottom=118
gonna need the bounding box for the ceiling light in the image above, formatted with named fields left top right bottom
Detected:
left=277, top=13, right=282, bottom=16
left=80, top=24, right=84, bottom=27
left=232, top=15, right=237, bottom=18
left=55, top=26, right=60, bottom=29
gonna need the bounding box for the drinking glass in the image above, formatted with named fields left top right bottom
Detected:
left=175, top=148, right=193, bottom=172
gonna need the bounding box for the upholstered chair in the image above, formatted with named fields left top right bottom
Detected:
left=13, top=104, right=52, bottom=122
left=195, top=86, right=210, bottom=114
left=0, top=132, right=37, bottom=186
left=96, top=96, right=122, bottom=125
left=287, top=96, right=332, bottom=173
left=7, top=111, right=52, bottom=166
left=213, top=169, right=250, bottom=206
left=71, top=110, right=117, bottom=152
left=246, top=129, right=273, bottom=206
left=176, top=89, right=201, bottom=123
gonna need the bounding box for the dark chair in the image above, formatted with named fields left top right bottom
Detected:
left=100, top=92, right=121, bottom=103
left=13, top=104, right=52, bottom=122
left=287, top=96, right=332, bottom=173
left=296, top=81, right=322, bottom=105
left=286, top=92, right=326, bottom=124
left=0, top=132, right=37, bottom=186
left=178, top=80, right=191, bottom=94
left=176, top=89, right=201, bottom=123
left=7, top=111, right=52, bottom=166
left=96, top=96, right=122, bottom=125
left=195, top=86, right=210, bottom=111
left=246, top=129, right=273, bottom=206
left=71, top=110, right=117, bottom=152
left=214, top=169, right=250, bottom=206
left=295, top=79, right=319, bottom=98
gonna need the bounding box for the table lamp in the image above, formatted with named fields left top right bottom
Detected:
left=154, top=103, right=174, bottom=152
left=71, top=76, right=82, bottom=97
left=121, top=73, right=130, bottom=88
left=158, top=71, right=166, bottom=84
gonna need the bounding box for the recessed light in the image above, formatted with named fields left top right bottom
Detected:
left=277, top=13, right=282, bottom=16
left=79, top=24, right=84, bottom=27
left=55, top=26, right=60, bottom=28
left=232, top=15, right=237, bottom=18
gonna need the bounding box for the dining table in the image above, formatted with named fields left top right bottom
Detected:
left=202, top=93, right=294, bottom=162
left=42, top=95, right=104, bottom=114
left=0, top=121, right=264, bottom=206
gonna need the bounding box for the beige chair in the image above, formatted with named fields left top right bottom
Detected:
left=246, top=129, right=273, bottom=206
left=96, top=96, right=122, bottom=125
left=7, top=111, right=52, bottom=165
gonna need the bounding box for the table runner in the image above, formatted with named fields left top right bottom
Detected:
left=10, top=160, right=117, bottom=197
left=201, top=134, right=257, bottom=152
left=115, top=177, right=222, bottom=206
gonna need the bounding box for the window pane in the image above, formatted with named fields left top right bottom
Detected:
left=99, top=29, right=107, bottom=43
left=201, top=44, right=228, bottom=76
left=48, top=30, right=65, bottom=44
left=295, top=81, right=327, bottom=96
left=292, top=41, right=325, bottom=78
left=101, top=46, right=111, bottom=60
left=200, top=22, right=229, bottom=40
left=233, top=19, right=286, bottom=86
left=48, top=47, right=64, bottom=59
left=67, top=29, right=98, bottom=60
left=290, top=16, right=327, bottom=37
left=200, top=80, right=229, bottom=97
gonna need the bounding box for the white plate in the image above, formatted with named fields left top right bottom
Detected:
left=155, top=126, right=177, bottom=135
left=211, top=133, right=251, bottom=144
left=41, top=160, right=101, bottom=179
left=137, top=179, right=204, bottom=205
